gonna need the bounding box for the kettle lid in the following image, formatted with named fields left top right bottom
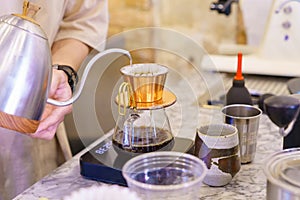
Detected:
left=0, top=1, right=47, bottom=40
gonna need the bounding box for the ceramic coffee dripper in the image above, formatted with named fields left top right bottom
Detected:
left=120, top=63, right=168, bottom=103
left=0, top=1, right=132, bottom=133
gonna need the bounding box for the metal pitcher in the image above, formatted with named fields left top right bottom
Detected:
left=0, top=1, right=131, bottom=133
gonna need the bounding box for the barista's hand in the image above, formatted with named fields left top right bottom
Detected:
left=31, top=69, right=72, bottom=140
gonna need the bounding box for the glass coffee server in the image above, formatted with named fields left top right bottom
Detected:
left=113, top=63, right=177, bottom=154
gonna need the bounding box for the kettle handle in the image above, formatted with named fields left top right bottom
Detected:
left=46, top=48, right=132, bottom=106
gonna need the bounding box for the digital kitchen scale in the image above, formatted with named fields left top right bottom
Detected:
left=80, top=135, right=195, bottom=186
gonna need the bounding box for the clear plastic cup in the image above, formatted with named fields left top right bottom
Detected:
left=122, top=151, right=207, bottom=200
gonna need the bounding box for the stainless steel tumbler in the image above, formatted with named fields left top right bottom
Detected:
left=222, top=104, right=262, bottom=164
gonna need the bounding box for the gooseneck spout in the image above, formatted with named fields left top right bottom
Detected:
left=47, top=48, right=132, bottom=106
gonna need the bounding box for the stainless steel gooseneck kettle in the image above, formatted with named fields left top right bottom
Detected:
left=0, top=1, right=131, bottom=134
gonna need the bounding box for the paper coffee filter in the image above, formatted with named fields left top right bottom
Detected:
left=63, top=185, right=141, bottom=200
left=121, top=63, right=168, bottom=76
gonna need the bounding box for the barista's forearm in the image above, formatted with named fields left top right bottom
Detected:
left=51, top=38, right=90, bottom=71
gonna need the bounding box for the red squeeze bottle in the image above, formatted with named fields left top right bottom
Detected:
left=225, top=52, right=253, bottom=105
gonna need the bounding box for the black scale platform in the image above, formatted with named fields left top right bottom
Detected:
left=80, top=135, right=195, bottom=186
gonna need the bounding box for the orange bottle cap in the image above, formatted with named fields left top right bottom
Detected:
left=234, top=52, right=244, bottom=80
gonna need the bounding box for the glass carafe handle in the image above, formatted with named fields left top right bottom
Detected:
left=122, top=113, right=140, bottom=149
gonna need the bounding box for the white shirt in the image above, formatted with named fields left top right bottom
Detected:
left=0, top=0, right=108, bottom=50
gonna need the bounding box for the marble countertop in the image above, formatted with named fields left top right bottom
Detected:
left=14, top=69, right=288, bottom=200
left=14, top=106, right=282, bottom=200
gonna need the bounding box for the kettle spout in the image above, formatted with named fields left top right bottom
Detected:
left=47, top=48, right=132, bottom=106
